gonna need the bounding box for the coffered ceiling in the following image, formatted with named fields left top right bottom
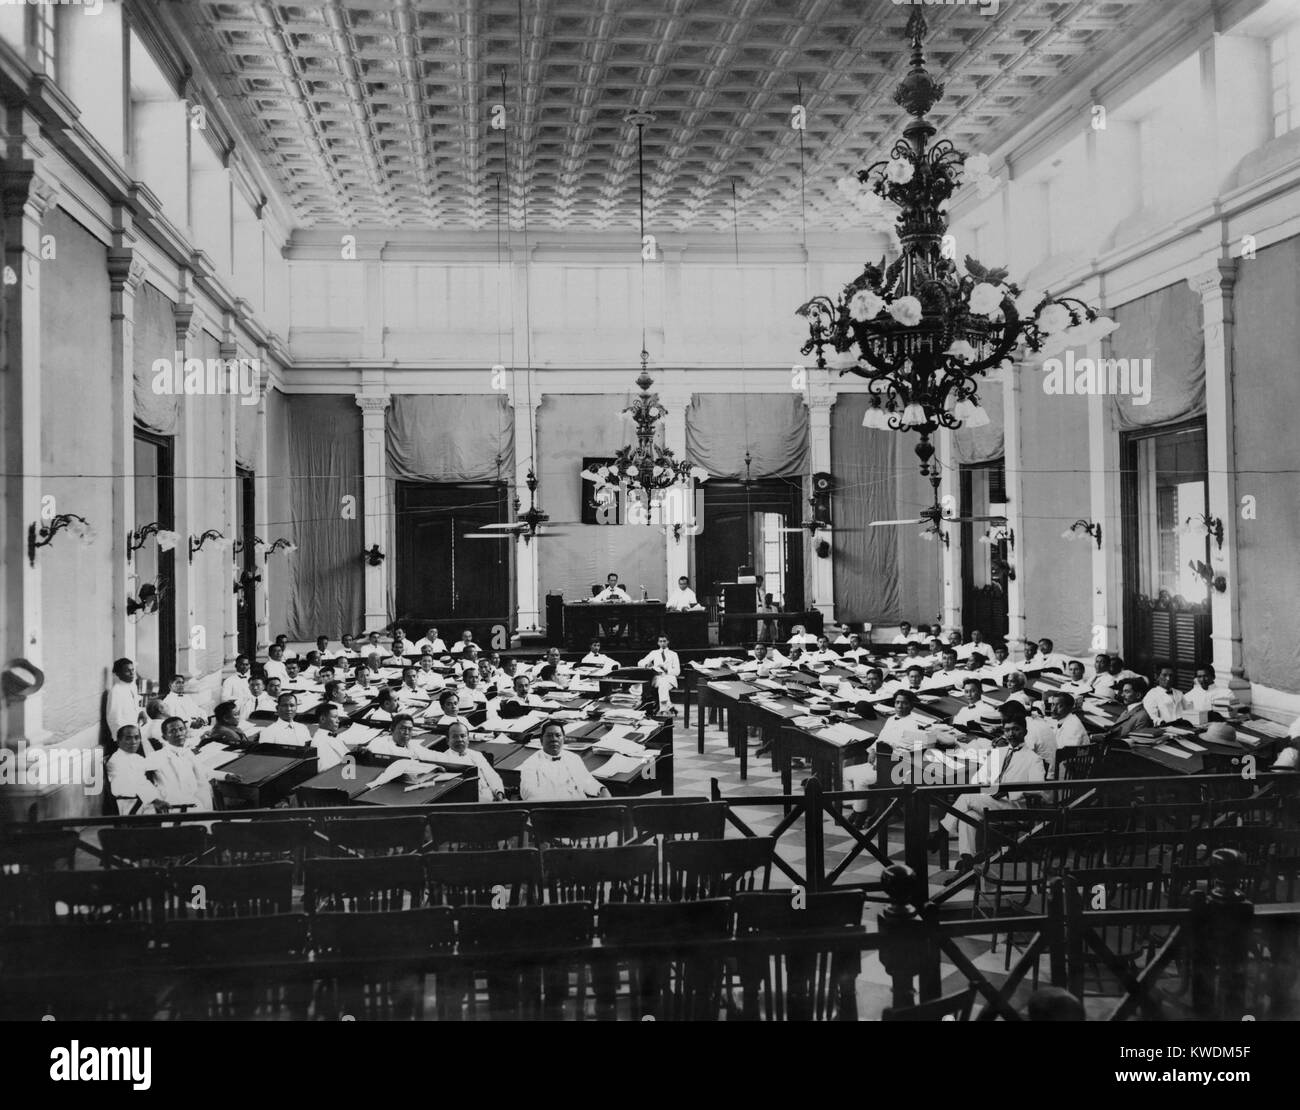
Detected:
left=163, top=0, right=1162, bottom=232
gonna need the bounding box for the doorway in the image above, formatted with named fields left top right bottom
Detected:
left=1121, top=420, right=1212, bottom=688
left=395, top=482, right=511, bottom=632
left=960, top=459, right=1009, bottom=642
left=697, top=478, right=805, bottom=612
left=132, top=430, right=176, bottom=694
left=235, top=466, right=257, bottom=659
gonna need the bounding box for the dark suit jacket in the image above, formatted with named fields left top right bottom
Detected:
left=1107, top=703, right=1153, bottom=741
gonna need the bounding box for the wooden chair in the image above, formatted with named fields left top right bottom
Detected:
left=304, top=855, right=425, bottom=913
left=1064, top=866, right=1166, bottom=993
left=733, top=891, right=867, bottom=1020
left=0, top=829, right=80, bottom=873
left=311, top=908, right=456, bottom=1020
left=882, top=985, right=978, bottom=1021
left=320, top=816, right=429, bottom=857
left=664, top=837, right=774, bottom=901
left=424, top=848, right=542, bottom=907
left=169, top=862, right=294, bottom=917
left=972, top=811, right=1053, bottom=966
left=43, top=868, right=167, bottom=924
left=162, top=913, right=310, bottom=1020
left=630, top=801, right=727, bottom=898
left=1055, top=745, right=1105, bottom=799
left=455, top=902, right=595, bottom=1020
left=211, top=819, right=316, bottom=864
left=529, top=805, right=630, bottom=847
left=541, top=845, right=658, bottom=906
left=99, top=824, right=208, bottom=868
left=597, top=898, right=732, bottom=1020
left=426, top=809, right=530, bottom=851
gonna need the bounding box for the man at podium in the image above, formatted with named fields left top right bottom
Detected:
left=593, top=572, right=632, bottom=641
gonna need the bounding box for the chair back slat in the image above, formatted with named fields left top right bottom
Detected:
left=304, top=855, right=425, bottom=912
left=664, top=837, right=774, bottom=901
left=171, top=862, right=294, bottom=917
left=321, top=817, right=429, bottom=857
left=427, top=809, right=530, bottom=851
left=541, top=845, right=658, bottom=906
left=424, top=848, right=542, bottom=907
left=100, top=825, right=207, bottom=868
left=530, top=805, right=630, bottom=847
left=211, top=820, right=314, bottom=863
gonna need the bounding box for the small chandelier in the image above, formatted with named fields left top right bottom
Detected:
left=798, top=4, right=1115, bottom=497
left=582, top=111, right=707, bottom=520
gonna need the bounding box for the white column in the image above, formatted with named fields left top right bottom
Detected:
left=0, top=160, right=57, bottom=748
left=252, top=347, right=271, bottom=654
left=1191, top=261, right=1249, bottom=703
left=511, top=378, right=542, bottom=635
left=220, top=319, right=240, bottom=666
left=659, top=386, right=693, bottom=590
left=1078, top=276, right=1114, bottom=656
left=355, top=389, right=392, bottom=633
left=107, top=239, right=147, bottom=663
left=936, top=425, right=960, bottom=633
left=1001, top=363, right=1028, bottom=660
left=172, top=284, right=202, bottom=685
left=803, top=381, right=836, bottom=624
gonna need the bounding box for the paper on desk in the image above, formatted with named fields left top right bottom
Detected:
left=548, top=708, right=587, bottom=721
left=341, top=724, right=384, bottom=748
left=1241, top=718, right=1288, bottom=738
left=197, top=744, right=242, bottom=769
left=1176, top=738, right=1208, bottom=753
left=816, top=723, right=867, bottom=747
left=1153, top=743, right=1194, bottom=759
left=592, top=736, right=649, bottom=758
left=592, top=753, right=653, bottom=779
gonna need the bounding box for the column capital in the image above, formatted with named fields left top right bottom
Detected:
left=0, top=166, right=59, bottom=222
left=355, top=392, right=391, bottom=418
left=802, top=390, right=838, bottom=414
left=1188, top=260, right=1237, bottom=304
left=173, top=302, right=201, bottom=348
left=107, top=249, right=148, bottom=295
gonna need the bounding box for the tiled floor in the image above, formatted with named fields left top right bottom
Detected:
left=667, top=710, right=1125, bottom=1019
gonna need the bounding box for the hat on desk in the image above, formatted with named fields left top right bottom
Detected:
left=1204, top=722, right=1237, bottom=746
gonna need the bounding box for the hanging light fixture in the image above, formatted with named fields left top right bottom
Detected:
left=583, top=112, right=707, bottom=519
left=800, top=3, right=1116, bottom=501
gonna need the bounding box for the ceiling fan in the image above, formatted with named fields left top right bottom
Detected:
left=869, top=500, right=1006, bottom=529
left=464, top=468, right=574, bottom=543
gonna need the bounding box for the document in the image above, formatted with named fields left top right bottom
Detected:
left=1152, top=743, right=1194, bottom=759
left=592, top=753, right=653, bottom=779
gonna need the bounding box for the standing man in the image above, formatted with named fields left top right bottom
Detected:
left=221, top=655, right=253, bottom=705
left=638, top=635, right=680, bottom=716
left=106, top=658, right=145, bottom=742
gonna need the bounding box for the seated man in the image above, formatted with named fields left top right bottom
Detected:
left=152, top=717, right=241, bottom=810
left=737, top=641, right=787, bottom=677
left=423, top=689, right=475, bottom=731
left=1142, top=666, right=1191, bottom=726
left=593, top=572, right=632, bottom=604
left=519, top=719, right=611, bottom=802
left=1107, top=654, right=1141, bottom=683
left=1059, top=660, right=1093, bottom=698
left=368, top=713, right=438, bottom=761
left=1103, top=679, right=1154, bottom=742
left=258, top=692, right=313, bottom=746
left=448, top=630, right=477, bottom=655
left=339, top=633, right=360, bottom=658
left=666, top=575, right=701, bottom=611
left=496, top=673, right=552, bottom=711
left=414, top=626, right=448, bottom=655
left=579, top=639, right=619, bottom=674
left=106, top=725, right=165, bottom=816
left=456, top=668, right=489, bottom=708
left=390, top=627, right=410, bottom=657
left=838, top=632, right=869, bottom=661
left=901, top=665, right=928, bottom=696
left=161, top=674, right=208, bottom=730
left=284, top=659, right=303, bottom=686
left=312, top=703, right=352, bottom=771
left=438, top=720, right=506, bottom=802
left=361, top=686, right=402, bottom=724
left=1032, top=637, right=1072, bottom=673
left=923, top=649, right=972, bottom=692
left=1274, top=719, right=1299, bottom=771
left=363, top=651, right=385, bottom=676
left=415, top=655, right=446, bottom=692
left=891, top=621, right=916, bottom=645
left=842, top=690, right=941, bottom=810
left=241, top=675, right=277, bottom=717
left=806, top=635, right=840, bottom=665
left=221, top=655, right=253, bottom=705
left=637, top=635, right=680, bottom=715
left=314, top=634, right=334, bottom=658
left=956, top=629, right=989, bottom=662
left=205, top=701, right=250, bottom=747
left=347, top=664, right=377, bottom=702
left=979, top=643, right=1018, bottom=682
left=952, top=678, right=997, bottom=730
left=531, top=647, right=568, bottom=680
left=322, top=680, right=348, bottom=713
left=395, top=666, right=429, bottom=707
left=786, top=624, right=819, bottom=646
left=1089, top=653, right=1117, bottom=700
left=262, top=644, right=290, bottom=685
left=1004, top=670, right=1038, bottom=708
left=1043, top=690, right=1090, bottom=776
left=937, top=704, right=1045, bottom=868
left=1185, top=665, right=1231, bottom=717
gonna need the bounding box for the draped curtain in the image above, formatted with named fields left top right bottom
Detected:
left=1109, top=280, right=1205, bottom=429
left=832, top=395, right=900, bottom=622
left=952, top=385, right=1005, bottom=464
left=386, top=394, right=515, bottom=483
left=284, top=395, right=363, bottom=639
left=133, top=282, right=180, bottom=435
left=1233, top=236, right=1300, bottom=692
left=685, top=393, right=808, bottom=479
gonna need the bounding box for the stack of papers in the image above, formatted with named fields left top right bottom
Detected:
left=196, top=744, right=242, bottom=769
left=592, top=736, right=649, bottom=758
left=592, top=753, right=653, bottom=779
left=816, top=723, right=868, bottom=747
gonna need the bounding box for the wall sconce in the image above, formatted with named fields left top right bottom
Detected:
left=127, top=522, right=177, bottom=561
left=919, top=525, right=950, bottom=548
left=188, top=529, right=227, bottom=563
left=232, top=535, right=265, bottom=556
left=1189, top=559, right=1227, bottom=594
left=265, top=538, right=297, bottom=560
left=1180, top=513, right=1224, bottom=551
left=28, top=514, right=95, bottom=566
left=978, top=525, right=1015, bottom=549
left=1061, top=519, right=1102, bottom=549
left=364, top=544, right=386, bottom=567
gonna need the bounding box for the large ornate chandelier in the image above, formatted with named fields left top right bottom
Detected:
left=798, top=5, right=1116, bottom=491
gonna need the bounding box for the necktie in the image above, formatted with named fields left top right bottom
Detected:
left=997, top=746, right=1017, bottom=783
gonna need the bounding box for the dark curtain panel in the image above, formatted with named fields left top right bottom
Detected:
left=831, top=395, right=901, bottom=623
left=1233, top=236, right=1300, bottom=692
left=284, top=394, right=363, bottom=639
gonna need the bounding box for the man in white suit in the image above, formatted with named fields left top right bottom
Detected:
left=637, top=635, right=680, bottom=715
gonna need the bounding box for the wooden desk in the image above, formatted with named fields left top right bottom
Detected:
left=775, top=719, right=883, bottom=796
left=561, top=601, right=667, bottom=650
left=216, top=745, right=319, bottom=809
left=294, top=761, right=477, bottom=807
left=699, top=680, right=762, bottom=780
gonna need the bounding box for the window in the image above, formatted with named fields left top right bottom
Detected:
left=1269, top=25, right=1300, bottom=139
left=27, top=3, right=56, bottom=77
left=758, top=512, right=786, bottom=609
